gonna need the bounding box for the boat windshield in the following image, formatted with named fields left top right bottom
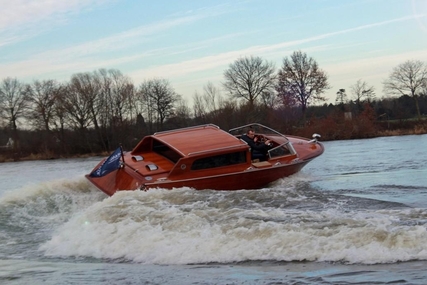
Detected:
left=229, top=123, right=288, bottom=139
left=268, top=143, right=294, bottom=159
left=152, top=139, right=182, bottom=163
left=229, top=123, right=296, bottom=159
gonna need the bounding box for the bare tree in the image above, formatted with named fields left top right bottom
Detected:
left=276, top=50, right=330, bottom=115
left=383, top=60, right=427, bottom=120
left=193, top=82, right=226, bottom=123
left=203, top=81, right=223, bottom=113
left=350, top=79, right=375, bottom=111
left=169, top=97, right=191, bottom=127
left=26, top=79, right=61, bottom=132
left=62, top=80, right=94, bottom=131
left=260, top=91, right=280, bottom=109
left=223, top=56, right=276, bottom=108
left=351, top=79, right=375, bottom=103
left=335, top=88, right=348, bottom=111
left=67, top=72, right=102, bottom=131
left=95, top=69, right=113, bottom=131
left=138, top=79, right=178, bottom=131
left=51, top=89, right=68, bottom=152
left=137, top=81, right=155, bottom=133
left=0, top=77, right=28, bottom=131
left=106, top=69, right=135, bottom=124
left=66, top=69, right=136, bottom=150
left=192, top=91, right=207, bottom=122
left=0, top=77, right=29, bottom=152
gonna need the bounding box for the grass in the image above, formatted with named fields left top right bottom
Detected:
left=378, top=124, right=427, bottom=136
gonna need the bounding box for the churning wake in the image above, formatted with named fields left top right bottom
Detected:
left=17, top=174, right=426, bottom=265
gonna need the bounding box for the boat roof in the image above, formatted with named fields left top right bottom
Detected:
left=153, top=124, right=247, bottom=156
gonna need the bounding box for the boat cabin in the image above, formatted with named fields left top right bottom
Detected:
left=127, top=124, right=252, bottom=181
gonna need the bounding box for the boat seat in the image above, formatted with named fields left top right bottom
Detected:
left=252, top=161, right=271, bottom=168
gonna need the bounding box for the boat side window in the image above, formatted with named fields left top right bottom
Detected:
left=152, top=139, right=182, bottom=163
left=191, top=151, right=246, bottom=170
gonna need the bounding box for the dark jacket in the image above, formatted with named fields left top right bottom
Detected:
left=241, top=134, right=270, bottom=161
left=241, top=134, right=268, bottom=151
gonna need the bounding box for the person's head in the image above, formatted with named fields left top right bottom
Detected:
left=247, top=129, right=255, bottom=139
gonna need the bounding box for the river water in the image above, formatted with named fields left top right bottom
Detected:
left=0, top=134, right=427, bottom=284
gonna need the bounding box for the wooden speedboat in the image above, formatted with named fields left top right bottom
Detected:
left=86, top=123, right=324, bottom=196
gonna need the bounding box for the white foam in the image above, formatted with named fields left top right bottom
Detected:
left=40, top=189, right=427, bottom=264
left=0, top=177, right=106, bottom=230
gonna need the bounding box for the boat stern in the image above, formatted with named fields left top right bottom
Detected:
left=85, top=166, right=142, bottom=196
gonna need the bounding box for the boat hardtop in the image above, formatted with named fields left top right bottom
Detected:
left=133, top=124, right=247, bottom=158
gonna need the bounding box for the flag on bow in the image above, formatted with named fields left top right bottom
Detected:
left=89, top=147, right=122, bottom=177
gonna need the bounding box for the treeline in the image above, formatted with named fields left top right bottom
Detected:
left=1, top=90, right=425, bottom=162
left=0, top=52, right=426, bottom=161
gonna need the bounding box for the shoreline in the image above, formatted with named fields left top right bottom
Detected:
left=1, top=129, right=426, bottom=163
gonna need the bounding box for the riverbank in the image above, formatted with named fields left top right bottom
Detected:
left=1, top=126, right=426, bottom=163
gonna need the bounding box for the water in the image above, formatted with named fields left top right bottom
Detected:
left=1, top=134, right=427, bottom=284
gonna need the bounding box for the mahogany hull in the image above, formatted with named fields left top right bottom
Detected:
left=86, top=158, right=312, bottom=196
left=86, top=123, right=324, bottom=196
left=144, top=160, right=309, bottom=190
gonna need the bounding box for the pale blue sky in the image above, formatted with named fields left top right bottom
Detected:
left=1, top=0, right=427, bottom=104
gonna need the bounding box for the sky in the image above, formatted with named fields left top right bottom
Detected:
left=1, top=0, right=427, bottom=105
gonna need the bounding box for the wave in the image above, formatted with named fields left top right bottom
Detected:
left=0, top=178, right=106, bottom=227
left=39, top=187, right=427, bottom=265
left=372, top=184, right=427, bottom=191
left=0, top=177, right=107, bottom=258
left=3, top=173, right=426, bottom=265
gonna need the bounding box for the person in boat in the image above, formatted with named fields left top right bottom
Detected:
left=241, top=129, right=272, bottom=161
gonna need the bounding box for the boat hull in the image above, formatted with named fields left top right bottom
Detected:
left=86, top=158, right=311, bottom=196
left=85, top=123, right=324, bottom=196
left=144, top=159, right=309, bottom=190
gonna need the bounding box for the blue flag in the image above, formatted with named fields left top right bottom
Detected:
left=89, top=147, right=122, bottom=177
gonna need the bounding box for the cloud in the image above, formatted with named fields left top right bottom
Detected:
left=130, top=13, right=427, bottom=100
left=34, top=14, right=213, bottom=62
left=0, top=0, right=110, bottom=30
left=0, top=0, right=113, bottom=46
left=326, top=49, right=427, bottom=85
left=0, top=3, right=235, bottom=79
left=0, top=53, right=146, bottom=81
left=2, top=5, right=427, bottom=101
left=129, top=14, right=427, bottom=81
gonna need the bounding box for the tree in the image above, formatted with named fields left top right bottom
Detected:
left=0, top=77, right=28, bottom=132
left=202, top=81, right=223, bottom=113
left=223, top=56, right=276, bottom=108
left=105, top=69, right=135, bottom=124
left=192, top=91, right=206, bottom=122
left=350, top=79, right=375, bottom=112
left=0, top=77, right=29, bottom=154
left=383, top=60, right=427, bottom=120
left=26, top=79, right=61, bottom=132
left=52, top=89, right=68, bottom=153
left=335, top=89, right=348, bottom=105
left=66, top=69, right=137, bottom=151
left=168, top=97, right=192, bottom=128
left=137, top=81, right=155, bottom=133
left=138, top=79, right=178, bottom=131
left=193, top=82, right=225, bottom=123
left=260, top=90, right=281, bottom=109
left=62, top=80, right=94, bottom=131
left=276, top=50, right=330, bottom=115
